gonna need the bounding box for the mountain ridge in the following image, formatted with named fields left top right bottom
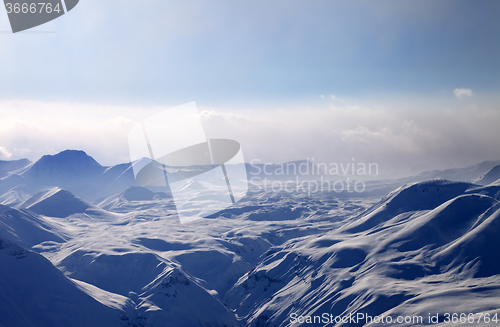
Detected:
left=20, top=187, right=96, bottom=218
left=0, top=150, right=140, bottom=201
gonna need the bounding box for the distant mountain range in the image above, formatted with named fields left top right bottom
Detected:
left=1, top=150, right=499, bottom=205
left=0, top=150, right=140, bottom=201
left=410, top=159, right=500, bottom=184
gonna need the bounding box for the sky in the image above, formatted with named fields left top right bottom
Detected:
left=0, top=0, right=499, bottom=176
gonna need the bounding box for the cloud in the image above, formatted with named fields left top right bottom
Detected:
left=330, top=95, right=345, bottom=102
left=0, top=100, right=164, bottom=165
left=0, top=147, right=12, bottom=160
left=454, top=88, right=473, bottom=98
left=199, top=100, right=500, bottom=175
left=1, top=98, right=500, bottom=177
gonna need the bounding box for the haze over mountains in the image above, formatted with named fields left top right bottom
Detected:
left=0, top=150, right=499, bottom=326
left=0, top=150, right=139, bottom=202
left=1, top=149, right=499, bottom=203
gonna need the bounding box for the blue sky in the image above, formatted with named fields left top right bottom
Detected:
left=1, top=0, right=499, bottom=104
left=0, top=1, right=499, bottom=173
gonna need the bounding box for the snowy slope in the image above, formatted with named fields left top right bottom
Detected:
left=0, top=236, right=131, bottom=327
left=223, top=181, right=500, bottom=326
left=0, top=206, right=66, bottom=248
left=344, top=179, right=473, bottom=233
left=94, top=186, right=170, bottom=211
left=20, top=187, right=96, bottom=218
left=0, top=185, right=31, bottom=206
left=133, top=267, right=240, bottom=327
left=54, top=239, right=244, bottom=326
left=474, top=164, right=500, bottom=185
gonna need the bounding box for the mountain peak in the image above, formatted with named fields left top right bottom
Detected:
left=0, top=149, right=140, bottom=202
left=37, top=150, right=102, bottom=167
left=22, top=150, right=105, bottom=182
left=345, top=179, right=474, bottom=233
left=20, top=187, right=93, bottom=218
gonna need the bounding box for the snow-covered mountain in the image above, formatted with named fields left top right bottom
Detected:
left=0, top=236, right=132, bottom=327
left=0, top=151, right=500, bottom=326
left=0, top=150, right=140, bottom=201
left=20, top=187, right=96, bottom=218
left=410, top=160, right=500, bottom=183
left=1, top=150, right=497, bottom=203
left=94, top=186, right=170, bottom=212
left=0, top=206, right=66, bottom=248
left=474, top=164, right=500, bottom=186
left=0, top=158, right=31, bottom=179
left=224, top=181, right=500, bottom=326
left=0, top=185, right=31, bottom=206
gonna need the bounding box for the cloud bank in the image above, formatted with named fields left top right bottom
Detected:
left=1, top=96, right=498, bottom=177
